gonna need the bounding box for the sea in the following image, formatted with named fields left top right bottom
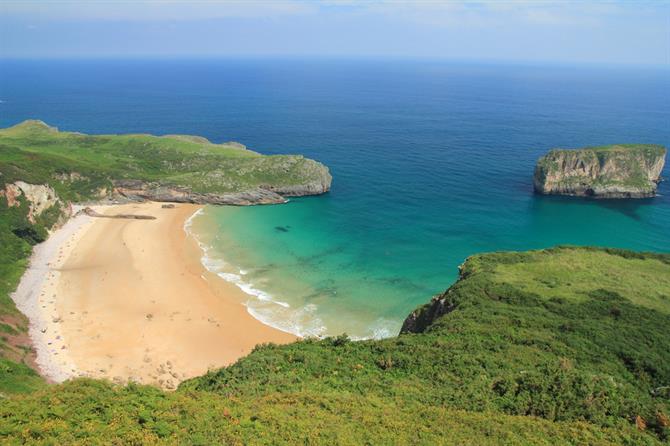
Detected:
left=2, top=58, right=669, bottom=339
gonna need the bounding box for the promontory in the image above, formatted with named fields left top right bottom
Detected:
left=0, top=120, right=331, bottom=206
left=533, top=144, right=666, bottom=198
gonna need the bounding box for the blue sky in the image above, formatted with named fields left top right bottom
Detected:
left=1, top=1, right=668, bottom=65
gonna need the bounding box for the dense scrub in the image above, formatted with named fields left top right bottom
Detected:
left=1, top=247, right=668, bottom=444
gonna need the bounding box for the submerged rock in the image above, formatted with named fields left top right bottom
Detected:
left=533, top=144, right=666, bottom=199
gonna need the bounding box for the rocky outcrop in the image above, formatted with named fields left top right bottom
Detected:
left=401, top=260, right=471, bottom=334
left=0, top=181, right=71, bottom=225
left=400, top=292, right=457, bottom=334
left=112, top=180, right=289, bottom=205
left=81, top=207, right=156, bottom=220
left=111, top=161, right=332, bottom=206
left=534, top=144, right=666, bottom=198
left=265, top=174, right=333, bottom=198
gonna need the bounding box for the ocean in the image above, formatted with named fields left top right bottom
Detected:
left=2, top=58, right=669, bottom=338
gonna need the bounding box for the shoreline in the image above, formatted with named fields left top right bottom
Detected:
left=10, top=206, right=96, bottom=382
left=184, top=209, right=322, bottom=339
left=11, top=202, right=295, bottom=388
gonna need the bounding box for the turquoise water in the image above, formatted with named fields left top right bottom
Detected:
left=2, top=59, right=669, bottom=337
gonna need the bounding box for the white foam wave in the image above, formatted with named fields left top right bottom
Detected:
left=184, top=207, right=321, bottom=338
left=183, top=207, right=400, bottom=341
left=247, top=302, right=327, bottom=338
left=183, top=207, right=204, bottom=232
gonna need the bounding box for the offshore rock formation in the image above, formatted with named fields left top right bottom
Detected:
left=533, top=144, right=666, bottom=198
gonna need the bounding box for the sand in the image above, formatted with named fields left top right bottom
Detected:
left=12, top=202, right=295, bottom=389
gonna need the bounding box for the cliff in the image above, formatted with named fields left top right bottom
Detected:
left=0, top=120, right=332, bottom=206
left=533, top=144, right=666, bottom=198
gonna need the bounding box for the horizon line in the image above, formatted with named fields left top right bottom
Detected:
left=1, top=54, right=669, bottom=69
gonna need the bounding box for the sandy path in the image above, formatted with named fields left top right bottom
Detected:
left=17, top=202, right=295, bottom=389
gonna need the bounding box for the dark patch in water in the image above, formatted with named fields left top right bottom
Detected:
left=532, top=194, right=660, bottom=221
left=274, top=225, right=290, bottom=233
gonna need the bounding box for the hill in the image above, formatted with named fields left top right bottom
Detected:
left=1, top=247, right=669, bottom=445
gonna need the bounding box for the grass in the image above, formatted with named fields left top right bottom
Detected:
left=0, top=195, right=49, bottom=395
left=0, top=246, right=668, bottom=444
left=0, top=120, right=330, bottom=197
left=489, top=248, right=670, bottom=313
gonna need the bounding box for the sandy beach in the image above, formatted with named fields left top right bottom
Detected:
left=12, top=202, right=295, bottom=389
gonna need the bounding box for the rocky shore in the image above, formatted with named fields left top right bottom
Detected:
left=111, top=172, right=332, bottom=206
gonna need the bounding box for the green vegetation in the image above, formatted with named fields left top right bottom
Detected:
left=0, top=194, right=48, bottom=396
left=1, top=247, right=669, bottom=444
left=0, top=120, right=330, bottom=199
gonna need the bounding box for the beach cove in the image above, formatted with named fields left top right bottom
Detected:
left=11, top=202, right=294, bottom=389
left=3, top=60, right=669, bottom=343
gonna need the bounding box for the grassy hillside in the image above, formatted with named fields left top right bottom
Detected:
left=0, top=120, right=330, bottom=200
left=0, top=196, right=51, bottom=396
left=1, top=247, right=668, bottom=444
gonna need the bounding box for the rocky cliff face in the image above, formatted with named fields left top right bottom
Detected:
left=111, top=160, right=332, bottom=206
left=112, top=179, right=290, bottom=205
left=400, top=292, right=457, bottom=334
left=0, top=181, right=72, bottom=227
left=400, top=262, right=467, bottom=334
left=533, top=145, right=666, bottom=199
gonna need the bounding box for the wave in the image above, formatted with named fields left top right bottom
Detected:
left=351, top=318, right=397, bottom=341
left=183, top=207, right=327, bottom=338
left=183, top=207, right=397, bottom=340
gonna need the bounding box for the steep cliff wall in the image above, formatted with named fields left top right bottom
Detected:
left=0, top=181, right=72, bottom=228
left=111, top=158, right=331, bottom=205
left=533, top=144, right=666, bottom=198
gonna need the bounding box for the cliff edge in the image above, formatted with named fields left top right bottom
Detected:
left=533, top=144, right=666, bottom=198
left=0, top=120, right=332, bottom=206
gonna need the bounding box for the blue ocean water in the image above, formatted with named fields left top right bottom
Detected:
left=2, top=59, right=669, bottom=338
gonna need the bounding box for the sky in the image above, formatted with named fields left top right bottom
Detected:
left=1, top=0, right=669, bottom=65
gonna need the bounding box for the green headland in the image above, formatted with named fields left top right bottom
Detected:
left=0, top=120, right=331, bottom=205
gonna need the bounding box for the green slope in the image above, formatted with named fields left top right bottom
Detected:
left=0, top=120, right=331, bottom=199
left=1, top=247, right=668, bottom=444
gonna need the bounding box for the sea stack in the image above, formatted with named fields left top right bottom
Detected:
left=533, top=144, right=666, bottom=198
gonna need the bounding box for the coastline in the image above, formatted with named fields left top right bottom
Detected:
left=12, top=202, right=295, bottom=389
left=10, top=206, right=96, bottom=382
